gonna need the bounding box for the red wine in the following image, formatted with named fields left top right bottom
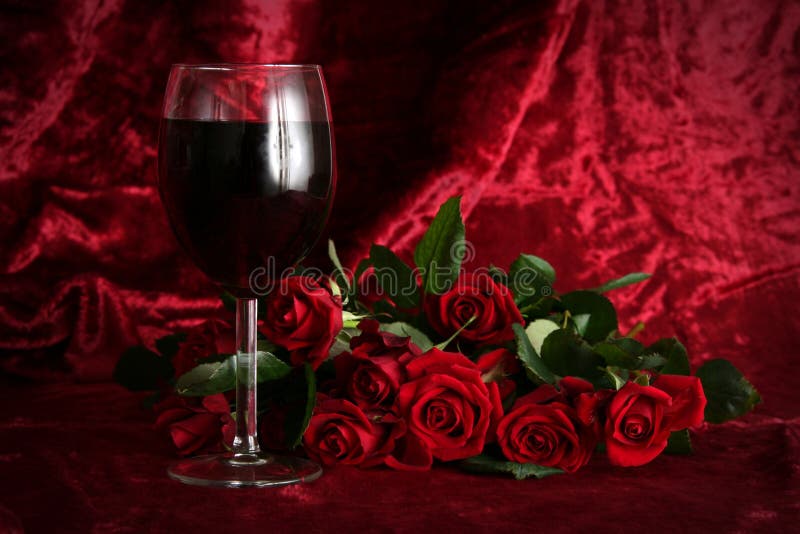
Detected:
left=158, top=119, right=335, bottom=295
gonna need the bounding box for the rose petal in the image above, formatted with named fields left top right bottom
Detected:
left=652, top=374, right=707, bottom=430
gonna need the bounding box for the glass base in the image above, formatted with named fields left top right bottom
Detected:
left=167, top=452, right=322, bottom=488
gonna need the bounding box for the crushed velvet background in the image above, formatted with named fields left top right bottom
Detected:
left=1, top=0, right=798, bottom=532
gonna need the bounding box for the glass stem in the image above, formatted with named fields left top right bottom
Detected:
left=233, top=297, right=260, bottom=457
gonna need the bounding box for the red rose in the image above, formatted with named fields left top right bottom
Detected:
left=652, top=374, right=706, bottom=430
left=475, top=348, right=520, bottom=400
left=334, top=352, right=406, bottom=409
left=261, top=276, right=343, bottom=369
left=604, top=382, right=673, bottom=467
left=496, top=391, right=596, bottom=473
left=154, top=394, right=234, bottom=456
left=394, top=349, right=503, bottom=462
left=559, top=376, right=611, bottom=438
left=333, top=320, right=421, bottom=409
left=172, top=319, right=234, bottom=377
left=303, top=396, right=403, bottom=467
left=424, top=273, right=523, bottom=346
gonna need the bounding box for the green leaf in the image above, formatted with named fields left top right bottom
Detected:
left=518, top=296, right=556, bottom=320
left=592, top=272, right=651, bottom=293
left=255, top=351, right=294, bottom=381
left=512, top=323, right=557, bottom=384
left=559, top=291, right=618, bottom=343
left=540, top=328, right=604, bottom=379
left=646, top=338, right=690, bottom=375
left=256, top=339, right=280, bottom=354
left=287, top=364, right=317, bottom=448
left=599, top=367, right=629, bottom=390
left=341, top=311, right=364, bottom=329
left=696, top=359, right=761, bottom=424
left=459, top=455, right=563, bottom=480
left=380, top=322, right=434, bottom=352
left=220, top=291, right=237, bottom=313
left=113, top=346, right=174, bottom=391
left=612, top=337, right=645, bottom=356
left=593, top=338, right=643, bottom=369
left=638, top=353, right=668, bottom=370
left=327, top=276, right=344, bottom=302
left=175, top=352, right=291, bottom=396
left=524, top=319, right=560, bottom=356
left=488, top=264, right=508, bottom=285
left=259, top=364, right=317, bottom=449
left=593, top=342, right=638, bottom=369
left=370, top=244, right=420, bottom=309
left=155, top=332, right=188, bottom=359
left=175, top=357, right=233, bottom=396
left=413, top=196, right=465, bottom=295
left=196, top=353, right=234, bottom=364
left=328, top=327, right=360, bottom=357
left=664, top=429, right=692, bottom=455
left=328, top=239, right=351, bottom=294
left=509, top=254, right=556, bottom=303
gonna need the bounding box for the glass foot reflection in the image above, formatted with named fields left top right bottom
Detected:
left=167, top=452, right=322, bottom=488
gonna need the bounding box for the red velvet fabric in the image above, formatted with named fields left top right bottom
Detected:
left=1, top=0, right=799, bottom=531
left=0, top=383, right=796, bottom=533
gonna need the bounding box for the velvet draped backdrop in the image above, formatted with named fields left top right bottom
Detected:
left=1, top=0, right=798, bottom=531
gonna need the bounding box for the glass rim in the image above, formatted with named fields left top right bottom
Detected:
left=171, top=63, right=322, bottom=71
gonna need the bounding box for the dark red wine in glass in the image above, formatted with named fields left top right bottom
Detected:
left=159, top=119, right=333, bottom=295
left=157, top=64, right=335, bottom=487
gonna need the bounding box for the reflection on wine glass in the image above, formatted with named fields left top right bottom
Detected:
left=158, top=63, right=336, bottom=487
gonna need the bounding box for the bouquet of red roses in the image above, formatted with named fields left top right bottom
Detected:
left=115, top=197, right=759, bottom=478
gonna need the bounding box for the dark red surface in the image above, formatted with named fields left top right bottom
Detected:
left=0, top=384, right=796, bottom=533
left=1, top=0, right=799, bottom=531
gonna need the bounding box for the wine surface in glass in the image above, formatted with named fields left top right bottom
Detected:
left=158, top=118, right=334, bottom=295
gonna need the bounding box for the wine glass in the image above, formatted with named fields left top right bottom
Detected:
left=157, top=63, right=335, bottom=487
